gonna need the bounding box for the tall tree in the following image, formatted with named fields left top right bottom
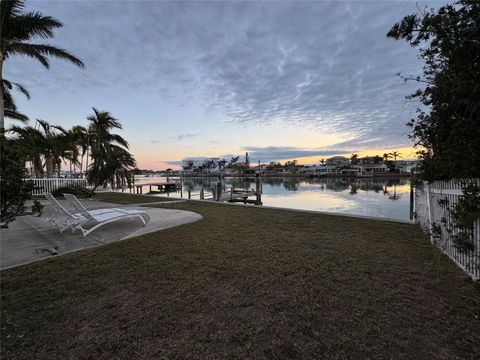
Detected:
left=65, top=125, right=87, bottom=176
left=8, top=123, right=44, bottom=176
left=389, top=150, right=401, bottom=170
left=10, top=119, right=72, bottom=178
left=350, top=153, right=359, bottom=165
left=86, top=145, right=135, bottom=191
left=87, top=107, right=128, bottom=154
left=0, top=0, right=84, bottom=129
left=387, top=0, right=480, bottom=180
left=86, top=108, right=134, bottom=190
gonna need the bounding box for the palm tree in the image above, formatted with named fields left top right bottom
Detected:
left=11, top=119, right=71, bottom=178
left=87, top=107, right=129, bottom=154
left=35, top=119, right=64, bottom=177
left=0, top=0, right=84, bottom=129
left=389, top=151, right=401, bottom=171
left=86, top=108, right=133, bottom=190
left=87, top=145, right=136, bottom=191
left=66, top=125, right=88, bottom=176
left=8, top=124, right=44, bottom=177
left=350, top=153, right=359, bottom=165
left=383, top=153, right=392, bottom=163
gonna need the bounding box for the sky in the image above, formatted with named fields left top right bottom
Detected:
left=5, top=0, right=447, bottom=170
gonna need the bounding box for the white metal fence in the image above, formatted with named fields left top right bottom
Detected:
left=415, top=180, right=480, bottom=280
left=27, top=178, right=88, bottom=195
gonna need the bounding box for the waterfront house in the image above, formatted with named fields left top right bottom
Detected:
left=352, top=163, right=388, bottom=174
left=299, top=165, right=338, bottom=175
left=326, top=156, right=350, bottom=166
left=395, top=160, right=418, bottom=174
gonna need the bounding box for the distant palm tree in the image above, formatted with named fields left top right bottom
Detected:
left=383, top=153, right=392, bottom=163
left=350, top=153, right=359, bottom=165
left=0, top=0, right=84, bottom=129
left=389, top=151, right=401, bottom=170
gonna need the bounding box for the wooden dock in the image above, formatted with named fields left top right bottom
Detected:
left=131, top=177, right=263, bottom=205
left=133, top=182, right=180, bottom=194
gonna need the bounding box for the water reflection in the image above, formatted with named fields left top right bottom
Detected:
left=134, top=176, right=412, bottom=220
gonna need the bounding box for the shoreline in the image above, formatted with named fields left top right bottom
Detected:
left=152, top=173, right=413, bottom=179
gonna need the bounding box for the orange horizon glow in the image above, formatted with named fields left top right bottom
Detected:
left=135, top=146, right=420, bottom=171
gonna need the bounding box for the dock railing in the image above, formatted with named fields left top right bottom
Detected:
left=415, top=179, right=480, bottom=280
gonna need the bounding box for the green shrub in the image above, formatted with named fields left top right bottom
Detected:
left=52, top=186, right=91, bottom=198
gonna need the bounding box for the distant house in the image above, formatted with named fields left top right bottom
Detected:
left=352, top=163, right=388, bottom=174
left=252, top=164, right=267, bottom=174
left=298, top=165, right=338, bottom=175
left=326, top=156, right=350, bottom=166
left=395, top=160, right=418, bottom=173
left=357, top=156, right=382, bottom=165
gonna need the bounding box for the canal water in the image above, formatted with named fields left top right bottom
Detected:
left=133, top=177, right=413, bottom=221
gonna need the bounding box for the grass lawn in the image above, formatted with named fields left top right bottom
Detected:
left=93, top=192, right=173, bottom=204
left=1, top=200, right=479, bottom=359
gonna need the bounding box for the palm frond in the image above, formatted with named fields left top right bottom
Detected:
left=7, top=43, right=84, bottom=68
left=109, top=134, right=129, bottom=149
left=7, top=43, right=50, bottom=67
left=4, top=109, right=28, bottom=122
left=6, top=12, right=62, bottom=41
left=2, top=79, right=30, bottom=99
left=0, top=0, right=25, bottom=21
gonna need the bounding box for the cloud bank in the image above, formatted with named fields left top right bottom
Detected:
left=7, top=0, right=444, bottom=153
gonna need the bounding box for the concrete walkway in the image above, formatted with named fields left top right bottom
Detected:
left=0, top=199, right=202, bottom=270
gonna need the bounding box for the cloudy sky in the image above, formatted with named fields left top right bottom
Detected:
left=6, top=0, right=446, bottom=169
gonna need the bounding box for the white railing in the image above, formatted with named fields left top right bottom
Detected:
left=26, top=178, right=88, bottom=195
left=415, top=179, right=480, bottom=280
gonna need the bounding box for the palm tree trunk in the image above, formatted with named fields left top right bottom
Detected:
left=45, top=157, right=54, bottom=178
left=57, top=159, right=61, bottom=178
left=33, top=156, right=43, bottom=178
left=85, top=148, right=89, bottom=175
left=79, top=152, right=84, bottom=178
left=0, top=56, right=4, bottom=130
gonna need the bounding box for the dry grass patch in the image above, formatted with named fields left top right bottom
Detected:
left=93, top=192, right=172, bottom=204
left=1, top=200, right=479, bottom=359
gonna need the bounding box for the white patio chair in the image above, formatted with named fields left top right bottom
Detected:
left=63, top=193, right=149, bottom=237
left=43, top=193, right=130, bottom=234
left=43, top=193, right=87, bottom=233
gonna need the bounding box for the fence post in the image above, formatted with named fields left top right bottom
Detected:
left=200, top=188, right=204, bottom=200
left=425, top=182, right=434, bottom=244
left=216, top=182, right=222, bottom=201
left=188, top=190, right=191, bottom=199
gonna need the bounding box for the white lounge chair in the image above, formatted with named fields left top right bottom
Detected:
left=43, top=193, right=87, bottom=233
left=63, top=193, right=149, bottom=237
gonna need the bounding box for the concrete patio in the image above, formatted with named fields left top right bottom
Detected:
left=0, top=199, right=202, bottom=270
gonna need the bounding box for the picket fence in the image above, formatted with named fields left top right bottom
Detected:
left=27, top=178, right=88, bottom=195
left=415, top=180, right=480, bottom=280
